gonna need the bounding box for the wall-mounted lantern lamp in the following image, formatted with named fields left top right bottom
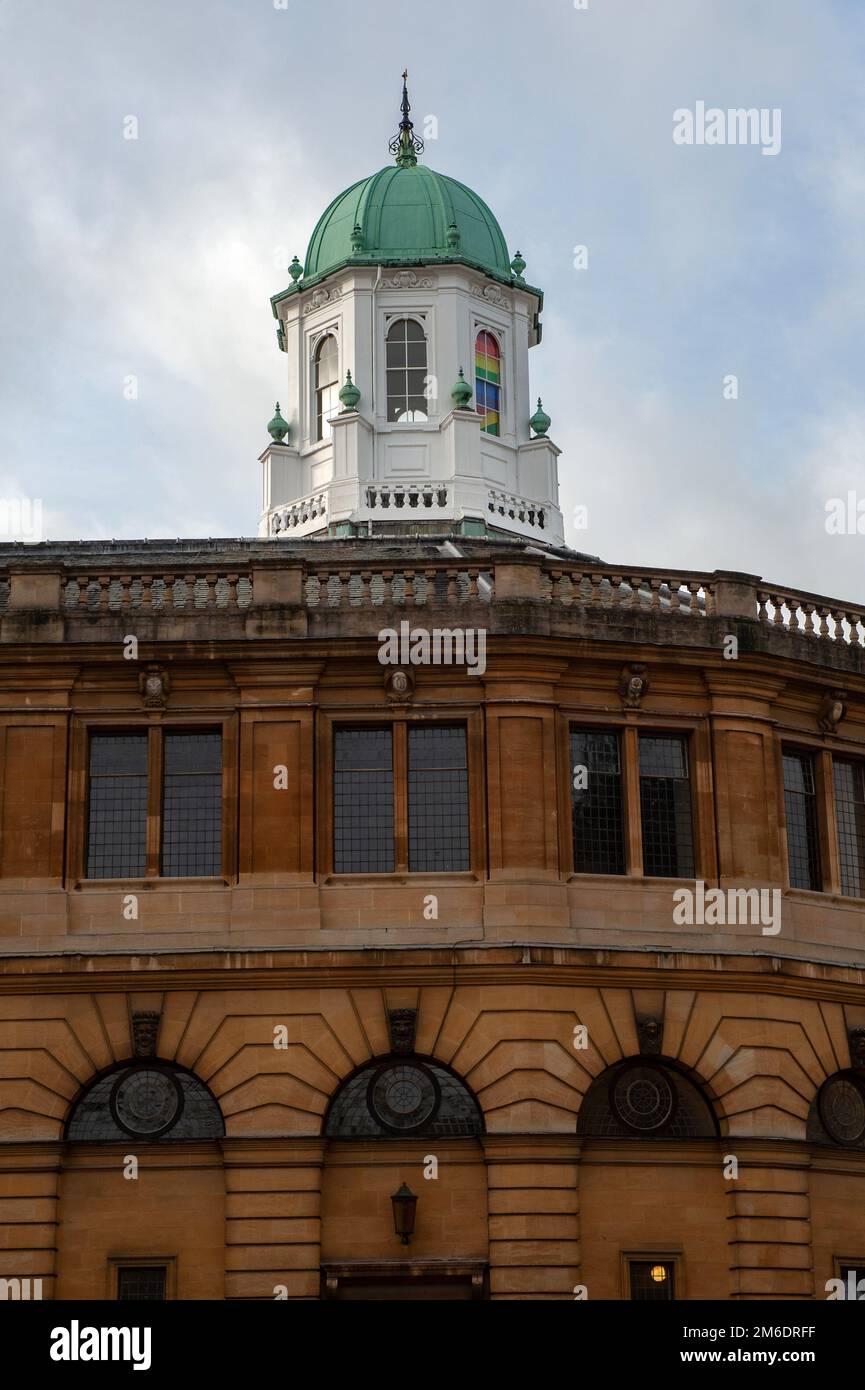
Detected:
left=391, top=1183, right=418, bottom=1245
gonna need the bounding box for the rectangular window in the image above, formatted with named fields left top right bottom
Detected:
left=117, top=1266, right=166, bottom=1301
left=408, top=726, right=469, bottom=872
left=87, top=734, right=149, bottom=879
left=782, top=749, right=821, bottom=891
left=639, top=736, right=694, bottom=878
left=833, top=759, right=865, bottom=898
left=570, top=730, right=625, bottom=874
left=628, top=1260, right=675, bottom=1301
left=333, top=728, right=395, bottom=873
left=86, top=729, right=222, bottom=880
left=161, top=732, right=222, bottom=877
left=332, top=723, right=470, bottom=875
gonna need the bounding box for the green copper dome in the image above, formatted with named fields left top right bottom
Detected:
left=271, top=78, right=543, bottom=328
left=302, top=162, right=513, bottom=286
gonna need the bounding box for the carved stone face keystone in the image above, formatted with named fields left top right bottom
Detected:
left=139, top=665, right=170, bottom=708
left=385, top=668, right=414, bottom=702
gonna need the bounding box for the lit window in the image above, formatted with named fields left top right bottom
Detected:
left=629, top=1260, right=676, bottom=1301
left=782, top=749, right=821, bottom=890
left=475, top=330, right=501, bottom=435
left=315, top=335, right=339, bottom=440
left=639, top=736, right=694, bottom=878
left=385, top=319, right=428, bottom=422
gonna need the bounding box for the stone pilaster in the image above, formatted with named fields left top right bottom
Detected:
left=223, top=1139, right=324, bottom=1300
left=483, top=1135, right=580, bottom=1300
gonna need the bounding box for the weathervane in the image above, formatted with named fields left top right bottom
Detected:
left=389, top=68, right=424, bottom=167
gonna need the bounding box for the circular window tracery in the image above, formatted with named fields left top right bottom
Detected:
left=367, top=1061, right=440, bottom=1134
left=109, top=1067, right=184, bottom=1139
left=611, top=1064, right=676, bottom=1133
left=818, top=1074, right=865, bottom=1146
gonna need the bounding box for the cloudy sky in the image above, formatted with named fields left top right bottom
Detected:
left=1, top=0, right=863, bottom=600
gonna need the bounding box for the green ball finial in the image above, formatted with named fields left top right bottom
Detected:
left=267, top=402, right=289, bottom=444
left=339, top=370, right=361, bottom=412
left=451, top=368, right=473, bottom=410
left=530, top=397, right=551, bottom=437
left=288, top=256, right=303, bottom=283
left=510, top=249, right=526, bottom=280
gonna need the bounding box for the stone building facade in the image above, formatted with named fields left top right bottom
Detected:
left=1, top=85, right=864, bottom=1302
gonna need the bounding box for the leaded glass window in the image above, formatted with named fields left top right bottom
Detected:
left=577, top=1060, right=716, bottom=1139
left=117, top=1267, right=167, bottom=1301
left=629, top=1261, right=675, bottom=1301
left=408, top=726, right=469, bottom=871
left=783, top=749, right=821, bottom=891
left=86, top=729, right=222, bottom=880
left=325, top=1056, right=483, bottom=1138
left=639, top=735, right=694, bottom=878
left=333, top=728, right=395, bottom=873
left=333, top=723, right=471, bottom=875
left=571, top=730, right=625, bottom=874
left=475, top=330, right=501, bottom=435
left=833, top=758, right=865, bottom=898
left=87, top=734, right=148, bottom=878
left=67, top=1064, right=224, bottom=1142
left=161, top=732, right=221, bottom=877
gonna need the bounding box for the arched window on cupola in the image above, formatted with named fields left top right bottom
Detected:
left=475, top=330, right=501, bottom=436
left=314, top=334, right=339, bottom=441
left=385, top=318, right=429, bottom=423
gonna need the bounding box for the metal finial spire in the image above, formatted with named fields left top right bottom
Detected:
left=389, top=68, right=424, bottom=167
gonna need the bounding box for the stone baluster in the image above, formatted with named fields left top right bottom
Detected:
left=801, top=601, right=816, bottom=636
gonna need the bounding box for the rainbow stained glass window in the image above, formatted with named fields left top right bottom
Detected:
left=475, top=330, right=501, bottom=436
